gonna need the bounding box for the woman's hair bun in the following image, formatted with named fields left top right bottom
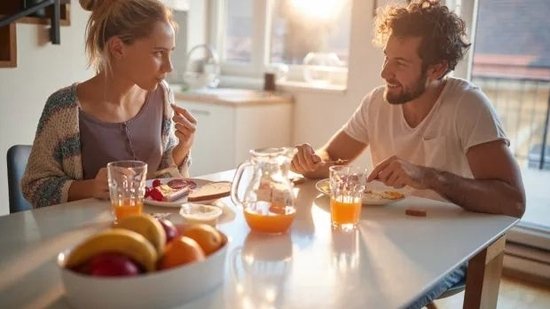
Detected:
left=79, top=0, right=95, bottom=11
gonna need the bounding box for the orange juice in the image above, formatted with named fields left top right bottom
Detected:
left=244, top=202, right=296, bottom=234
left=112, top=201, right=143, bottom=222
left=330, top=197, right=361, bottom=229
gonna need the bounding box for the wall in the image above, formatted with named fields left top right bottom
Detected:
left=0, top=5, right=93, bottom=216
left=0, top=0, right=473, bottom=216
left=286, top=0, right=383, bottom=169
left=0, top=0, right=386, bottom=216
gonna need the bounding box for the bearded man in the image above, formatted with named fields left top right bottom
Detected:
left=291, top=1, right=525, bottom=306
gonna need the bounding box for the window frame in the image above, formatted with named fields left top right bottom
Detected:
left=208, top=0, right=349, bottom=88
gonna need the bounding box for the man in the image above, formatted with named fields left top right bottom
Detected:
left=291, top=1, right=525, bottom=307
left=292, top=0, right=525, bottom=219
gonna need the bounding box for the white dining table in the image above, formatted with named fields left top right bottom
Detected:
left=0, top=170, right=518, bottom=308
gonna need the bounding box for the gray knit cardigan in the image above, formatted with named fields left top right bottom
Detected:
left=22, top=81, right=188, bottom=208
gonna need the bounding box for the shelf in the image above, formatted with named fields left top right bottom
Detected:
left=0, top=1, right=70, bottom=68
left=0, top=23, right=16, bottom=68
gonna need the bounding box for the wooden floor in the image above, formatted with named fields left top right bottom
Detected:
left=433, top=274, right=550, bottom=308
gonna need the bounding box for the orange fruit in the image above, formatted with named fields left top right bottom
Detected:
left=158, top=236, right=205, bottom=270
left=181, top=224, right=224, bottom=256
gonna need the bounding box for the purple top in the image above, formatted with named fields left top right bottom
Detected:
left=79, top=87, right=163, bottom=179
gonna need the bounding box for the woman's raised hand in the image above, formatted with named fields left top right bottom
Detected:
left=171, top=104, right=197, bottom=154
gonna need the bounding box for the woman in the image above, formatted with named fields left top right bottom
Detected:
left=22, top=0, right=196, bottom=208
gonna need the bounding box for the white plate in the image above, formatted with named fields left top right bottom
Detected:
left=315, top=178, right=406, bottom=206
left=144, top=178, right=231, bottom=207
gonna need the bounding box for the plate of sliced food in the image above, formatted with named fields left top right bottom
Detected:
left=315, top=178, right=406, bottom=206
left=144, top=178, right=232, bottom=207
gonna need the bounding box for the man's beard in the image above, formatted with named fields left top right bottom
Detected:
left=384, top=73, right=427, bottom=105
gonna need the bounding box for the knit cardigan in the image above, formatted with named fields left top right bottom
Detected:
left=22, top=81, right=188, bottom=208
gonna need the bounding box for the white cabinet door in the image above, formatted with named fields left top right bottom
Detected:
left=176, top=100, right=293, bottom=176
left=177, top=101, right=235, bottom=176
left=234, top=104, right=293, bottom=164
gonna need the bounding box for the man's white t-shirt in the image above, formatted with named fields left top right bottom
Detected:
left=343, top=77, right=508, bottom=178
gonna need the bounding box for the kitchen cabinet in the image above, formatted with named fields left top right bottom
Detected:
left=174, top=88, right=293, bottom=176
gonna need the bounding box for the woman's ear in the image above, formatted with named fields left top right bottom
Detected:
left=107, top=36, right=125, bottom=60
left=427, top=61, right=449, bottom=80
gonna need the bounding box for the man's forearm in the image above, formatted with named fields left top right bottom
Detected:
left=425, top=169, right=525, bottom=218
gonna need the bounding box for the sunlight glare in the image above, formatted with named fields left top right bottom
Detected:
left=290, top=0, right=344, bottom=21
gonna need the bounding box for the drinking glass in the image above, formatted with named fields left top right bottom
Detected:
left=329, top=165, right=366, bottom=231
left=107, top=160, right=147, bottom=222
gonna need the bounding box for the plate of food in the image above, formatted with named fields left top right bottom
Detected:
left=315, top=178, right=406, bottom=205
left=144, top=178, right=232, bottom=207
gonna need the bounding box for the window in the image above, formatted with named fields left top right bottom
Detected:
left=469, top=0, right=550, bottom=280
left=211, top=0, right=352, bottom=88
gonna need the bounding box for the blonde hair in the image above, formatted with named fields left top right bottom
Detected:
left=80, top=0, right=177, bottom=72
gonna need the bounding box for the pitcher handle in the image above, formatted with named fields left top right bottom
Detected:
left=231, top=161, right=252, bottom=206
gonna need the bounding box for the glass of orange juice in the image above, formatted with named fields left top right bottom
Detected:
left=107, top=160, right=147, bottom=223
left=329, top=165, right=366, bottom=232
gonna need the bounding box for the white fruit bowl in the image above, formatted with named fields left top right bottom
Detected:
left=57, top=233, right=228, bottom=309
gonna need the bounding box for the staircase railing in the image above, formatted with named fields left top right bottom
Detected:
left=0, top=0, right=60, bottom=44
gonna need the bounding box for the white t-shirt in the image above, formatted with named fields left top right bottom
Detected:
left=343, top=77, right=508, bottom=178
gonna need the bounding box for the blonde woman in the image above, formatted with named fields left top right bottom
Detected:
left=22, top=0, right=195, bottom=208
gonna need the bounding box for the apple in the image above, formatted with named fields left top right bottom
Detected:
left=158, top=218, right=180, bottom=243
left=87, top=252, right=141, bottom=277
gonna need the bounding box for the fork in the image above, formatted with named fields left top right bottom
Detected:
left=322, top=158, right=349, bottom=165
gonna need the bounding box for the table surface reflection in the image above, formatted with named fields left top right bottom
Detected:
left=0, top=170, right=518, bottom=308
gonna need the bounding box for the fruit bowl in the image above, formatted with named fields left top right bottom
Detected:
left=57, top=232, right=228, bottom=309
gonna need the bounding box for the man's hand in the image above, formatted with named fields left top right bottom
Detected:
left=367, top=155, right=434, bottom=189
left=291, top=143, right=322, bottom=174
left=93, top=167, right=110, bottom=200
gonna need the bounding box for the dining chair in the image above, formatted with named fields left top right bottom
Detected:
left=7, top=144, right=32, bottom=213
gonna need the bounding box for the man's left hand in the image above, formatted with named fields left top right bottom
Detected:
left=367, top=155, right=434, bottom=189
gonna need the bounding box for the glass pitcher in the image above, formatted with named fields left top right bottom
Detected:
left=231, top=147, right=297, bottom=234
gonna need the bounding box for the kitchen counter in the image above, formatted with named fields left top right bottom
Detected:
left=171, top=86, right=292, bottom=106
left=172, top=86, right=293, bottom=176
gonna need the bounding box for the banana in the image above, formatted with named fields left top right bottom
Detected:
left=114, top=214, right=166, bottom=254
left=66, top=229, right=158, bottom=272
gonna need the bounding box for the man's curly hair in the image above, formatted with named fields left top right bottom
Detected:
left=374, top=0, right=471, bottom=75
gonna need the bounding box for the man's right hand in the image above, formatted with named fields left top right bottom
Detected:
left=291, top=143, right=322, bottom=174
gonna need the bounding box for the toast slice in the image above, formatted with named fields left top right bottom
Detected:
left=155, top=184, right=190, bottom=202
left=189, top=181, right=231, bottom=202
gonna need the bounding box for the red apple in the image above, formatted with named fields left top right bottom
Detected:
left=87, top=252, right=141, bottom=277
left=158, top=218, right=180, bottom=243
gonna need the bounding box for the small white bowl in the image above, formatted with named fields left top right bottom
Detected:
left=179, top=203, right=223, bottom=226
left=58, top=233, right=228, bottom=309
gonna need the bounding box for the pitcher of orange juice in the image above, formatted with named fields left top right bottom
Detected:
left=231, top=147, right=297, bottom=234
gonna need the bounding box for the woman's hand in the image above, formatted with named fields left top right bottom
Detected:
left=171, top=104, right=197, bottom=165
left=93, top=167, right=110, bottom=200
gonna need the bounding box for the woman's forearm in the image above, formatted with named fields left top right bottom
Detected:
left=68, top=179, right=96, bottom=201
left=171, top=144, right=190, bottom=167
